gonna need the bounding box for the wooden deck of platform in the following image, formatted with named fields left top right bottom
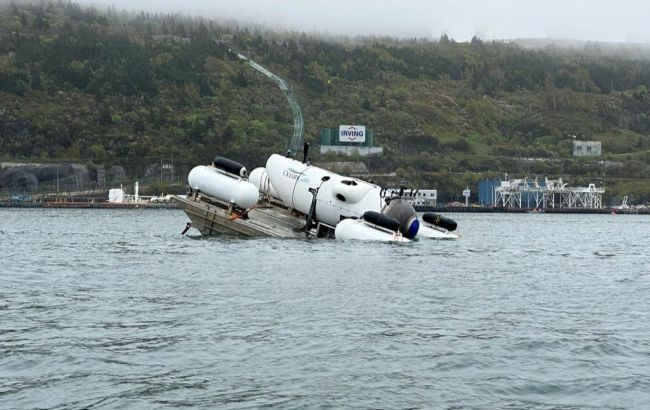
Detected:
left=174, top=194, right=306, bottom=238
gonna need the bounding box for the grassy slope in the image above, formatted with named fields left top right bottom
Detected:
left=1, top=2, right=650, bottom=203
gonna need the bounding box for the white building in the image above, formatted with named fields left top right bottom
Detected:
left=573, top=140, right=602, bottom=156
left=383, top=188, right=437, bottom=207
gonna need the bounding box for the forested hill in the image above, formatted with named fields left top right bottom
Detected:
left=2, top=1, right=650, bottom=201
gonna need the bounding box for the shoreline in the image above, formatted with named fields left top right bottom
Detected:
left=415, top=205, right=649, bottom=215
left=0, top=201, right=179, bottom=209
left=1, top=201, right=645, bottom=214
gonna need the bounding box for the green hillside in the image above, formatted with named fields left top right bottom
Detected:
left=2, top=1, right=650, bottom=203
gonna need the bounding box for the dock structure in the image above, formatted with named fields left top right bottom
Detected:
left=493, top=178, right=604, bottom=209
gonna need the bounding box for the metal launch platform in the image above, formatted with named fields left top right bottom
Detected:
left=174, top=193, right=306, bottom=238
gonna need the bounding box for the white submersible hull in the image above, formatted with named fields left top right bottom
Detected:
left=177, top=153, right=459, bottom=242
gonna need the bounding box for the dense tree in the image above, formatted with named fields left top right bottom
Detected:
left=2, top=2, right=650, bottom=201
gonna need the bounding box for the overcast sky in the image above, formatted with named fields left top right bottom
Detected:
left=81, top=0, right=650, bottom=43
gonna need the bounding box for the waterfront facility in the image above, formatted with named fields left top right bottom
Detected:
left=480, top=178, right=604, bottom=209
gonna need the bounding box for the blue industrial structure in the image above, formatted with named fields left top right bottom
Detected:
left=478, top=180, right=500, bottom=206
left=480, top=179, right=550, bottom=207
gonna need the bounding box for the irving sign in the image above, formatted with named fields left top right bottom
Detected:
left=338, top=125, right=366, bottom=143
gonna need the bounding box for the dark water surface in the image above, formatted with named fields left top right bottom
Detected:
left=1, top=209, right=650, bottom=409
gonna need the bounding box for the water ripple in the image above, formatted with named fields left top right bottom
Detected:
left=2, top=210, right=650, bottom=408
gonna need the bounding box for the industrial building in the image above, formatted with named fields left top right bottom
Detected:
left=320, top=125, right=383, bottom=156
left=382, top=188, right=437, bottom=207
left=479, top=177, right=605, bottom=209
left=478, top=180, right=500, bottom=206
left=573, top=140, right=602, bottom=156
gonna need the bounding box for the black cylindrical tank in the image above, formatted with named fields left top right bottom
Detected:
left=212, top=157, right=247, bottom=178
left=422, top=212, right=457, bottom=232
left=362, top=211, right=400, bottom=233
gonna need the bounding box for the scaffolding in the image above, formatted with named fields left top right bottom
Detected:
left=494, top=178, right=604, bottom=209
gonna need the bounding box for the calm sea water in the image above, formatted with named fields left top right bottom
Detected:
left=1, top=208, right=650, bottom=409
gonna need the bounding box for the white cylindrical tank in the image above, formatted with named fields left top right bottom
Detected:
left=248, top=167, right=280, bottom=200
left=417, top=224, right=460, bottom=239
left=334, top=219, right=410, bottom=242
left=108, top=188, right=125, bottom=203
left=265, top=154, right=331, bottom=211
left=265, top=154, right=382, bottom=226
left=188, top=165, right=259, bottom=209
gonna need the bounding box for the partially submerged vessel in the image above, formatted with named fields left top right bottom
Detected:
left=175, top=149, right=459, bottom=242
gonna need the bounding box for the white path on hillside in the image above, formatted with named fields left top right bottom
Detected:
left=236, top=52, right=304, bottom=157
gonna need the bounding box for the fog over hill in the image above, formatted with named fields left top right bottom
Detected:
left=74, top=0, right=650, bottom=43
